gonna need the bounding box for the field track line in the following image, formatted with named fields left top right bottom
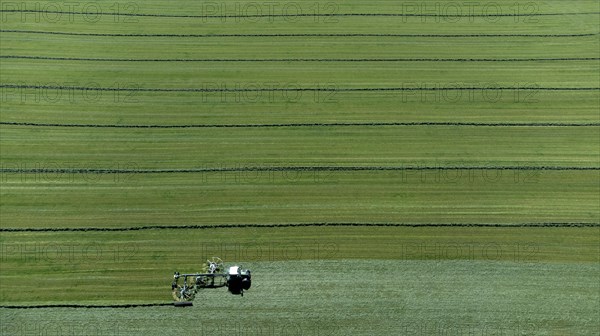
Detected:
left=0, top=303, right=174, bottom=309
left=2, top=84, right=598, bottom=92
left=1, top=10, right=599, bottom=18
left=3, top=55, right=599, bottom=62
left=1, top=223, right=598, bottom=232
left=2, top=122, right=599, bottom=128
left=2, top=167, right=598, bottom=175
left=2, top=30, right=597, bottom=38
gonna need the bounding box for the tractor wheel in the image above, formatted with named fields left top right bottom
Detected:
left=172, top=285, right=196, bottom=302
left=205, top=257, right=224, bottom=274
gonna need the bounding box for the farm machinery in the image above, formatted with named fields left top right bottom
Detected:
left=171, top=257, right=251, bottom=302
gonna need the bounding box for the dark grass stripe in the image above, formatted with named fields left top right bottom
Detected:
left=3, top=55, right=599, bottom=62
left=0, top=303, right=174, bottom=309
left=1, top=10, right=599, bottom=18
left=1, top=166, right=598, bottom=175
left=1, top=223, right=598, bottom=232
left=2, top=30, right=597, bottom=38
left=2, top=84, right=598, bottom=92
left=2, top=121, right=599, bottom=128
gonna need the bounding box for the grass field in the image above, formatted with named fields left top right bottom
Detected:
left=1, top=0, right=599, bottom=335
left=2, top=260, right=599, bottom=335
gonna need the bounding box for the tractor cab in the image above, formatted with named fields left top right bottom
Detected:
left=227, top=266, right=252, bottom=296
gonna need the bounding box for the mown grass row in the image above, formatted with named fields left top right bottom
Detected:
left=1, top=170, right=598, bottom=229
left=2, top=126, right=598, bottom=168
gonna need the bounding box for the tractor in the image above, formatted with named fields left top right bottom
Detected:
left=171, top=257, right=251, bottom=302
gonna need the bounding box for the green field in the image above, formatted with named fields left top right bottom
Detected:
left=2, top=259, right=599, bottom=335
left=1, top=0, right=599, bottom=335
